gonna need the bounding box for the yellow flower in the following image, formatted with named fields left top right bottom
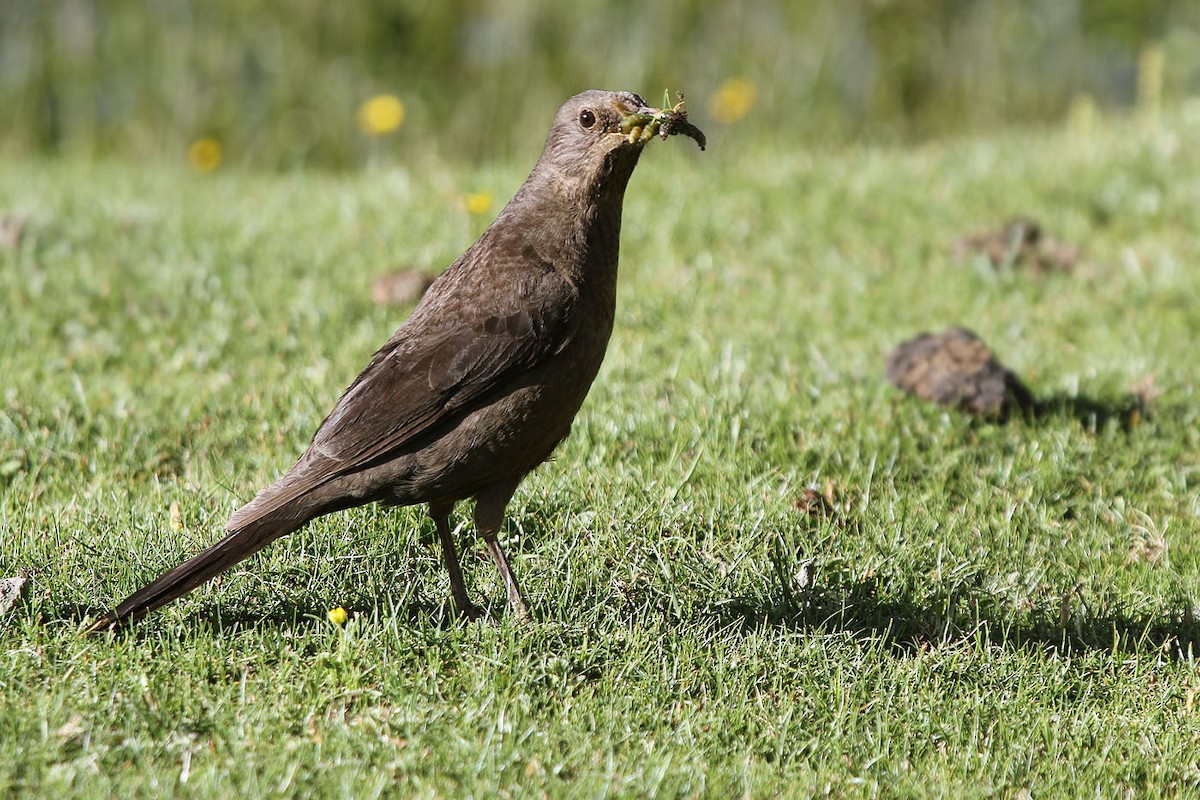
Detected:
left=327, top=606, right=348, bottom=625
left=187, top=138, right=222, bottom=173
left=463, top=192, right=494, bottom=216
left=358, top=94, right=406, bottom=136
left=1137, top=42, right=1164, bottom=121
left=709, top=78, right=757, bottom=124
left=1066, top=92, right=1096, bottom=137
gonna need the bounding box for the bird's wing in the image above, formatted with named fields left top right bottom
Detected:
left=228, top=261, right=578, bottom=527
left=313, top=272, right=576, bottom=468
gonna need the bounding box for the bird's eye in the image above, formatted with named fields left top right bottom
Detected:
left=579, top=109, right=596, bottom=129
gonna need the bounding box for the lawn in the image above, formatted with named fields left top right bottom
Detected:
left=2, top=109, right=1199, bottom=797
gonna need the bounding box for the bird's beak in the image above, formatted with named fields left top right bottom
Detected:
left=607, top=99, right=658, bottom=140
left=612, top=96, right=659, bottom=120
left=612, top=96, right=707, bottom=151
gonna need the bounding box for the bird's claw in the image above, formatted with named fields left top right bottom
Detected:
left=455, top=601, right=486, bottom=621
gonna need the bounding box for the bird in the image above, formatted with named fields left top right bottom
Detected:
left=88, top=90, right=705, bottom=631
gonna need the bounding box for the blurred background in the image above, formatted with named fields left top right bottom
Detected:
left=3, top=0, right=1200, bottom=170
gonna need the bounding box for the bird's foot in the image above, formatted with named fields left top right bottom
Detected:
left=84, top=614, right=117, bottom=635
left=509, top=597, right=531, bottom=622
left=454, top=600, right=486, bottom=622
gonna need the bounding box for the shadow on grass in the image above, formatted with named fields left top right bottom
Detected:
left=43, top=496, right=1192, bottom=658
left=711, top=570, right=1199, bottom=662
left=49, top=595, right=504, bottom=639
left=49, top=575, right=1198, bottom=662
left=1028, top=392, right=1145, bottom=432
left=48, top=515, right=519, bottom=637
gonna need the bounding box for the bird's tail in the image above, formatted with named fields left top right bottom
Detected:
left=85, top=502, right=311, bottom=633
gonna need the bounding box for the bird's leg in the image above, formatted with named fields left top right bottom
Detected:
left=429, top=501, right=481, bottom=619
left=474, top=484, right=530, bottom=620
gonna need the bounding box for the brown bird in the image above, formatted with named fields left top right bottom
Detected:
left=89, top=90, right=705, bottom=631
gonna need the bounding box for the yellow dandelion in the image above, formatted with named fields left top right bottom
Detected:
left=327, top=606, right=348, bottom=625
left=463, top=192, right=494, bottom=216
left=709, top=78, right=757, bottom=124
left=358, top=94, right=406, bottom=136
left=187, top=138, right=222, bottom=173
left=1137, top=42, right=1164, bottom=123
left=1067, top=92, right=1096, bottom=137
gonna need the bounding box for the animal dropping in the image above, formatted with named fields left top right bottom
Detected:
left=886, top=327, right=1036, bottom=419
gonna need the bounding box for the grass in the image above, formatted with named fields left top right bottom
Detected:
left=2, top=109, right=1200, bottom=797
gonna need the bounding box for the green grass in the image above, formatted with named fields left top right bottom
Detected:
left=3, top=110, right=1200, bottom=797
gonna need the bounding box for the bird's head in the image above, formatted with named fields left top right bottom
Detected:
left=535, top=90, right=702, bottom=194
